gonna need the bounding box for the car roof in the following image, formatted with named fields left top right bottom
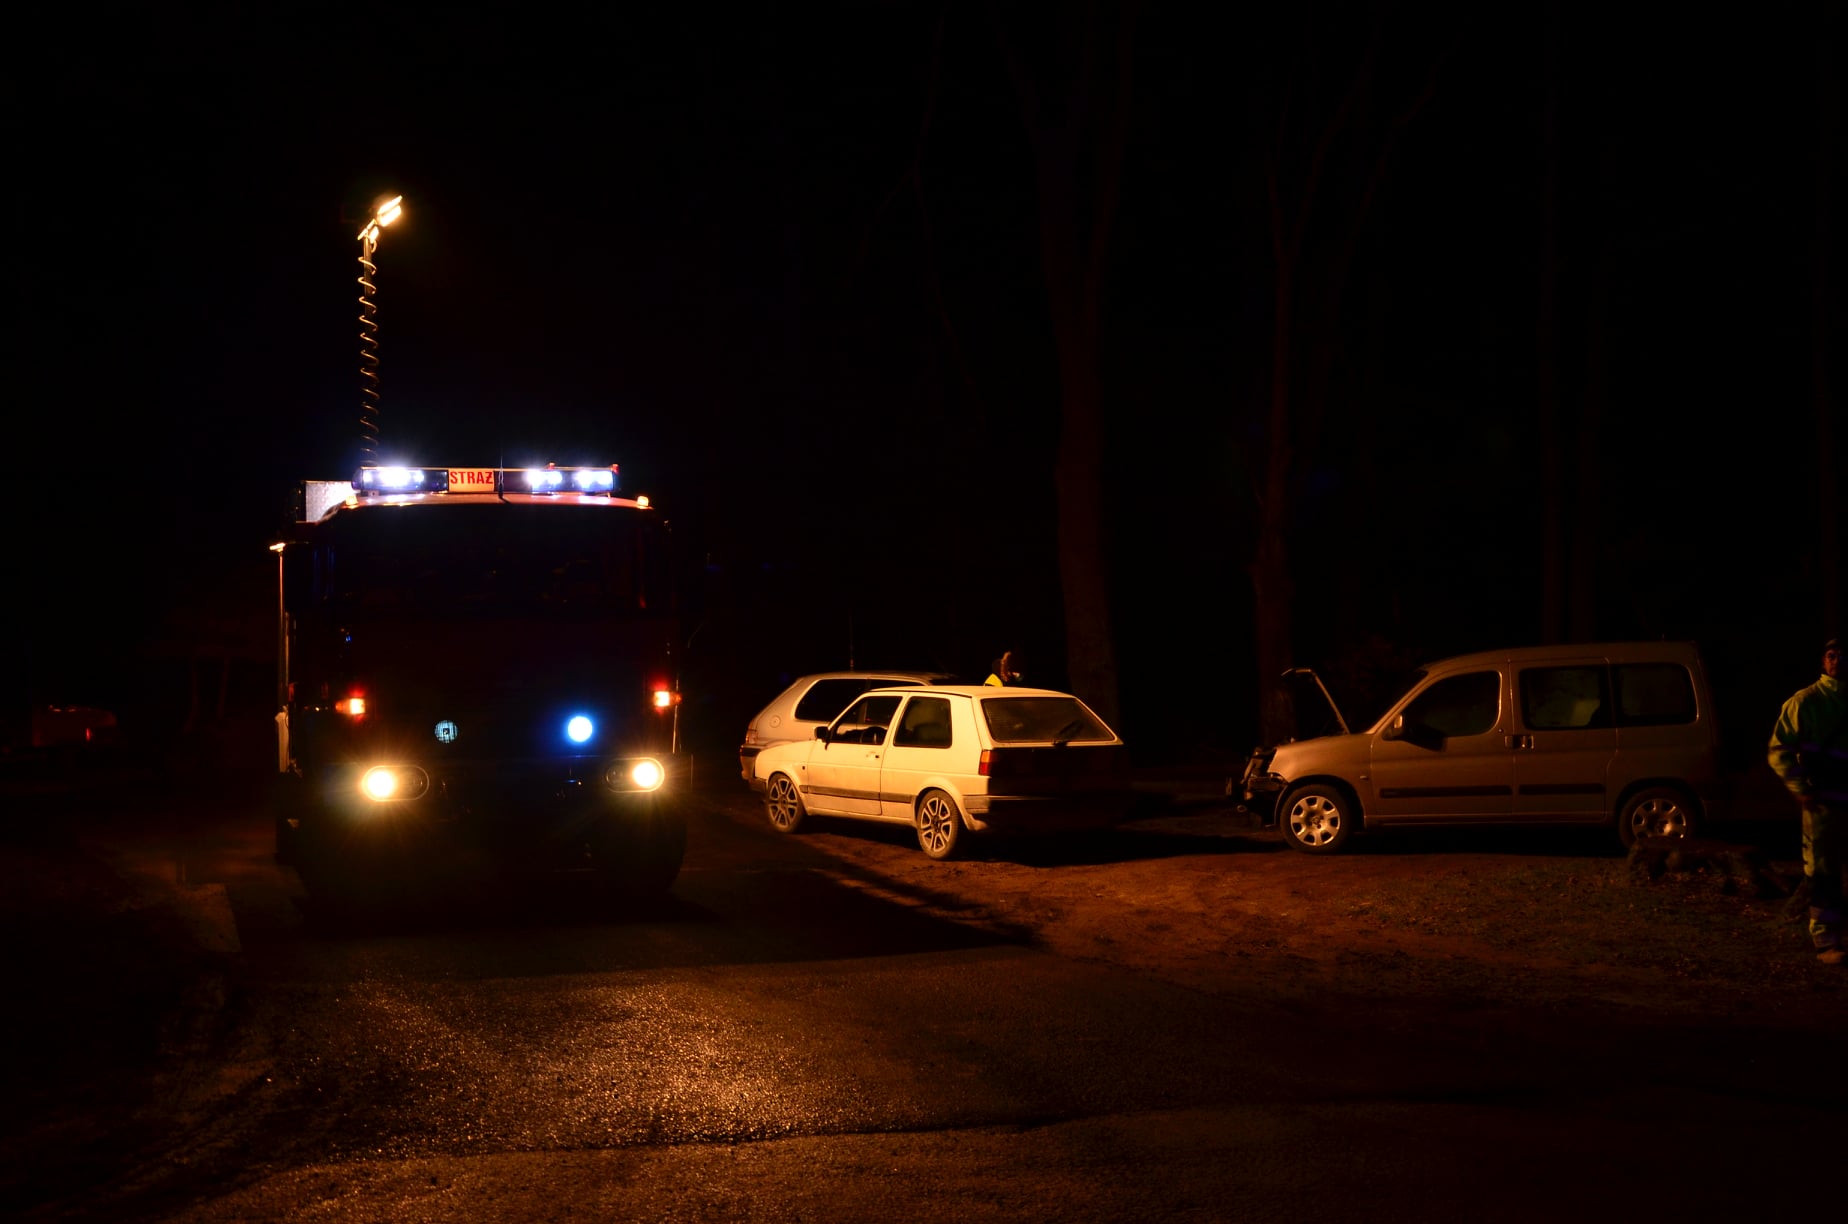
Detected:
left=791, top=670, right=956, bottom=684
left=1421, top=641, right=1703, bottom=670
left=861, top=684, right=1080, bottom=699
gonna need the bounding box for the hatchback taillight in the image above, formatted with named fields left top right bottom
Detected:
left=979, top=749, right=1018, bottom=778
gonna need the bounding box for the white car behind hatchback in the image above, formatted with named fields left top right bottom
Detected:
left=750, top=685, right=1135, bottom=859
left=738, top=670, right=953, bottom=782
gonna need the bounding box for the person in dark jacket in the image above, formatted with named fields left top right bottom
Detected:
left=1768, top=637, right=1848, bottom=965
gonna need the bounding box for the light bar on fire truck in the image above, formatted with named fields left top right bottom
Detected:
left=352, top=464, right=622, bottom=497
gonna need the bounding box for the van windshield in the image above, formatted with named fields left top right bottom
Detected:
left=1358, top=668, right=1428, bottom=731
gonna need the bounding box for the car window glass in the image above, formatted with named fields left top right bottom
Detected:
left=1519, top=666, right=1611, bottom=729
left=835, top=694, right=903, bottom=730
left=1400, top=670, right=1501, bottom=738
left=893, top=697, right=954, bottom=748
left=981, top=697, right=1113, bottom=743
left=1613, top=664, right=1697, bottom=726
left=793, top=678, right=915, bottom=722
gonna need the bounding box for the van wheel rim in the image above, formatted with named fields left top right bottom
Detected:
left=1289, top=795, right=1341, bottom=847
left=1630, top=796, right=1686, bottom=839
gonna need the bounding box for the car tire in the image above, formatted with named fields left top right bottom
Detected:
left=271, top=774, right=304, bottom=866
left=596, top=804, right=688, bottom=900
left=765, top=773, right=807, bottom=834
left=915, top=789, right=963, bottom=860
left=1617, top=785, right=1695, bottom=849
left=1280, top=784, right=1355, bottom=854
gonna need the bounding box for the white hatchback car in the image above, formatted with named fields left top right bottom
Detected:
left=738, top=670, right=953, bottom=782
left=750, top=685, right=1135, bottom=859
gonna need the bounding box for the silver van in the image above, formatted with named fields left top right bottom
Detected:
left=1236, top=641, right=1726, bottom=853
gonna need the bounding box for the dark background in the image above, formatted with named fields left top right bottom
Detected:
left=7, top=3, right=1842, bottom=770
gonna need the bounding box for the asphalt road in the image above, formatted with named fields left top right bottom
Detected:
left=3, top=769, right=1840, bottom=1222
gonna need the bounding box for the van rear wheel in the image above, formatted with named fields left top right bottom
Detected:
left=1280, top=785, right=1355, bottom=854
left=1618, top=786, right=1694, bottom=848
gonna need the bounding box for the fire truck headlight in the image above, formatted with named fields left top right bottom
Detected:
left=361, top=767, right=399, bottom=801
left=358, top=765, right=428, bottom=802
left=604, top=758, right=666, bottom=792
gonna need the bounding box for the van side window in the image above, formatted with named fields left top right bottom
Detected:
left=1613, top=664, right=1697, bottom=726
left=1519, top=666, right=1611, bottom=730
left=1401, top=671, right=1501, bottom=738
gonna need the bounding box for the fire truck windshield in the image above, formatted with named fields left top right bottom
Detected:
left=320, top=503, right=672, bottom=622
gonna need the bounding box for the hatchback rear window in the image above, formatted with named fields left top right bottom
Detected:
left=1613, top=664, right=1697, bottom=726
left=980, top=697, right=1113, bottom=744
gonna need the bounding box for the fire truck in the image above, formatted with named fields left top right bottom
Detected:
left=272, top=463, right=687, bottom=909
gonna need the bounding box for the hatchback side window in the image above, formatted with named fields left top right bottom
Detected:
left=1400, top=671, right=1501, bottom=738
left=831, top=694, right=904, bottom=744
left=1613, top=664, right=1697, bottom=726
left=893, top=697, right=954, bottom=749
left=1519, top=666, right=1611, bottom=729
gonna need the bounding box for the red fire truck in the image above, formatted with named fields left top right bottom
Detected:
left=272, top=463, right=686, bottom=911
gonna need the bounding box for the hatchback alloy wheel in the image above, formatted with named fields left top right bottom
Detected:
left=916, top=790, right=962, bottom=860
left=765, top=774, right=806, bottom=834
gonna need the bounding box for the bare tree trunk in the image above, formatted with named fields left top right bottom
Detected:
left=1814, top=6, right=1841, bottom=633
left=1570, top=126, right=1613, bottom=643
left=1252, top=253, right=1297, bottom=745
left=1537, top=0, right=1566, bottom=644
left=1000, top=1, right=1134, bottom=728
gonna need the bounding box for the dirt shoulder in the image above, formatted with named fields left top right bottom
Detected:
left=727, top=792, right=1845, bottom=1031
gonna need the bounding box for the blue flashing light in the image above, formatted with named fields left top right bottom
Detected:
left=565, top=714, right=595, bottom=744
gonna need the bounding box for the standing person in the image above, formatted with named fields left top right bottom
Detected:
left=985, top=651, right=1022, bottom=687
left=1768, top=636, right=1848, bottom=965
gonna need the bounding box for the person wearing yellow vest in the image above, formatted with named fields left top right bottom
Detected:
left=1768, top=636, right=1848, bottom=965
left=984, top=651, right=1022, bottom=687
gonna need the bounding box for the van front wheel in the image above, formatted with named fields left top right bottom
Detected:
left=1281, top=785, right=1355, bottom=854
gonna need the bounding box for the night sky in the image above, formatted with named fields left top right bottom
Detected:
left=11, top=4, right=1843, bottom=765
